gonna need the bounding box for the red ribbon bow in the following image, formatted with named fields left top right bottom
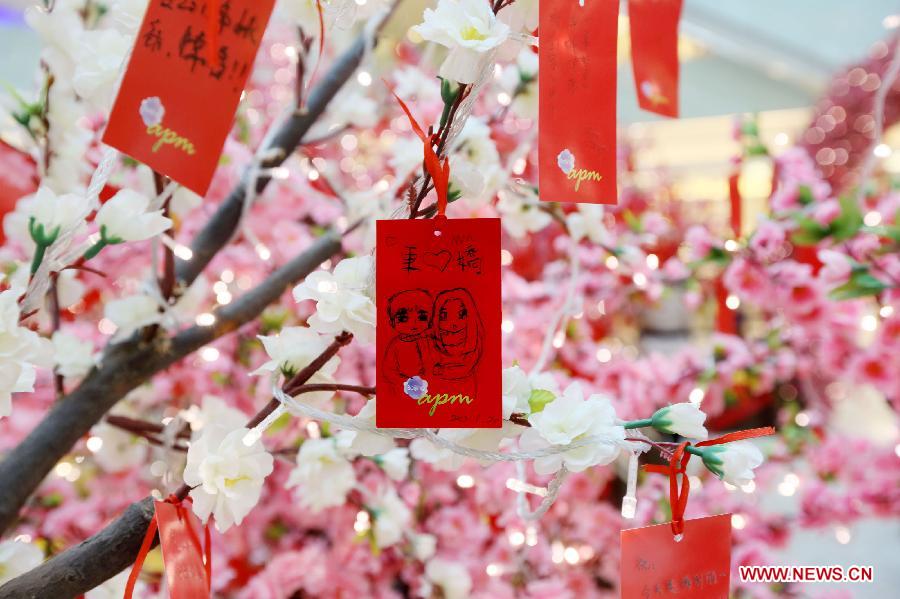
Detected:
left=124, top=494, right=211, bottom=599
left=644, top=427, right=775, bottom=537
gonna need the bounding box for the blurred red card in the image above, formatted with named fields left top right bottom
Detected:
left=621, top=514, right=732, bottom=598
left=375, top=218, right=501, bottom=429
left=630, top=0, right=683, bottom=118
left=103, top=0, right=275, bottom=195
left=539, top=0, right=619, bottom=204
left=155, top=500, right=209, bottom=599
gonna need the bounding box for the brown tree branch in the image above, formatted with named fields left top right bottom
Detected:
left=0, top=6, right=398, bottom=538
left=0, top=232, right=342, bottom=536
left=174, top=5, right=396, bottom=288
left=0, top=334, right=357, bottom=598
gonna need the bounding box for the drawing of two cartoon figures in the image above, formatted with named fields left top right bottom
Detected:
left=383, top=288, right=484, bottom=396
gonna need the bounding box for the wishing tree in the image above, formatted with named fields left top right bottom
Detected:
left=0, top=1, right=897, bottom=598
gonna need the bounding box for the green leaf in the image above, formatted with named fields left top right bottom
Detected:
left=797, top=185, right=815, bottom=206
left=828, top=196, right=864, bottom=242
left=790, top=216, right=829, bottom=246
left=623, top=210, right=642, bottom=233
left=528, top=389, right=556, bottom=414
left=829, top=270, right=889, bottom=300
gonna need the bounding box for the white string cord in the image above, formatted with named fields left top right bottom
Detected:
left=531, top=242, right=581, bottom=375
left=242, top=381, right=632, bottom=519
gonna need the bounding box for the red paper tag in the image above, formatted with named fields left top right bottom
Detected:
left=539, top=0, right=619, bottom=204
left=103, top=0, right=275, bottom=194
left=375, top=218, right=501, bottom=428
left=629, top=0, right=683, bottom=118
left=621, top=514, right=732, bottom=599
left=155, top=500, right=209, bottom=599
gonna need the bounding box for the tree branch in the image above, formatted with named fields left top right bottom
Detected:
left=0, top=233, right=342, bottom=536
left=0, top=5, right=399, bottom=536
left=175, top=6, right=395, bottom=287
left=0, top=334, right=357, bottom=598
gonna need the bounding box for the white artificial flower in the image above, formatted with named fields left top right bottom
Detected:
left=3, top=194, right=39, bottom=252
left=56, top=269, right=86, bottom=309
left=378, top=447, right=410, bottom=481
left=72, top=28, right=131, bottom=109
left=164, top=276, right=209, bottom=329
left=414, top=0, right=510, bottom=84
left=335, top=399, right=395, bottom=456
left=103, top=294, right=161, bottom=341
left=323, top=87, right=379, bottom=130
left=184, top=425, right=274, bottom=532
left=496, top=0, right=538, bottom=32
left=425, top=558, right=472, bottom=599
left=448, top=154, right=485, bottom=199
left=411, top=533, right=437, bottom=561
left=650, top=403, right=708, bottom=440
left=52, top=331, right=95, bottom=379
left=286, top=438, right=357, bottom=512
left=95, top=189, right=172, bottom=243
left=181, top=394, right=248, bottom=437
left=393, top=66, right=441, bottom=103
left=698, top=441, right=764, bottom=487
left=499, top=49, right=539, bottom=118
left=28, top=187, right=89, bottom=242
left=253, top=327, right=340, bottom=404
left=43, top=86, right=92, bottom=193
left=0, top=540, right=44, bottom=585
left=519, top=383, right=624, bottom=474
left=0, top=288, right=54, bottom=418
left=501, top=365, right=557, bottom=419
left=90, top=421, right=149, bottom=474
left=292, top=256, right=376, bottom=343
left=170, top=187, right=202, bottom=220
left=449, top=117, right=502, bottom=206
left=388, top=136, right=425, bottom=180
left=25, top=4, right=84, bottom=73
left=370, top=487, right=411, bottom=548
left=496, top=188, right=551, bottom=239
left=566, top=204, right=611, bottom=245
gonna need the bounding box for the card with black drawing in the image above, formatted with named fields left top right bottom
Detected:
left=375, top=217, right=501, bottom=429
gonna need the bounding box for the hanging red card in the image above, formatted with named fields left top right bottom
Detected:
left=376, top=218, right=501, bottom=428
left=539, top=0, right=619, bottom=204
left=154, top=500, right=210, bottom=599
left=629, top=0, right=683, bottom=118
left=103, top=0, right=275, bottom=195
left=621, top=514, right=732, bottom=599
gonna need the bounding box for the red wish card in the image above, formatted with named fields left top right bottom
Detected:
left=539, top=0, right=619, bottom=204
left=629, top=0, right=683, bottom=118
left=103, top=0, right=275, bottom=195
left=376, top=218, right=501, bottom=429
left=621, top=514, right=732, bottom=599
left=155, top=500, right=210, bottom=599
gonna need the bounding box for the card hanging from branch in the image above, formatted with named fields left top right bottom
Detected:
left=375, top=92, right=502, bottom=428
left=621, top=427, right=774, bottom=599
left=629, top=0, right=684, bottom=118
left=538, top=0, right=619, bottom=204
left=104, top=0, right=276, bottom=195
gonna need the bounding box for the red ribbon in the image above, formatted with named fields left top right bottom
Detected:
left=388, top=86, right=451, bottom=216
left=124, top=495, right=211, bottom=599
left=644, top=427, right=775, bottom=537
